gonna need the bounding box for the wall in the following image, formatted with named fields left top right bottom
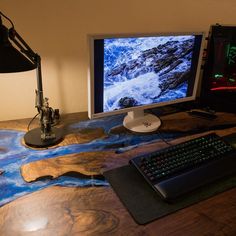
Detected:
left=0, top=0, right=236, bottom=121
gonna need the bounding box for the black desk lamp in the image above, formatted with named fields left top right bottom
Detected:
left=0, top=11, right=63, bottom=148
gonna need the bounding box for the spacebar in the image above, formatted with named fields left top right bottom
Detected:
left=154, top=153, right=236, bottom=201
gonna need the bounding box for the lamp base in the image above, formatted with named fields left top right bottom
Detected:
left=24, top=127, right=63, bottom=148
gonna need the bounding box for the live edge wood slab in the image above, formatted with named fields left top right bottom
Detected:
left=0, top=184, right=236, bottom=235
left=21, top=111, right=236, bottom=183
left=0, top=111, right=236, bottom=235
left=20, top=151, right=113, bottom=182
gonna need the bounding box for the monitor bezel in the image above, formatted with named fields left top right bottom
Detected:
left=88, top=32, right=205, bottom=119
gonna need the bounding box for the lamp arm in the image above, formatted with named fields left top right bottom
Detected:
left=7, top=27, right=58, bottom=140
left=8, top=28, right=36, bottom=63
left=35, top=54, right=44, bottom=109
left=8, top=28, right=44, bottom=108
left=0, top=11, right=14, bottom=29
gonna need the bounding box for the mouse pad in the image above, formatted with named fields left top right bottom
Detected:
left=103, top=165, right=236, bottom=225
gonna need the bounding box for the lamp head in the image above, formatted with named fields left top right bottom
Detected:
left=0, top=14, right=36, bottom=73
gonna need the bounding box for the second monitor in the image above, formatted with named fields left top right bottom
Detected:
left=88, top=32, right=205, bottom=132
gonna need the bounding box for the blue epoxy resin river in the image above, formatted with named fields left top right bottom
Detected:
left=0, top=114, right=178, bottom=206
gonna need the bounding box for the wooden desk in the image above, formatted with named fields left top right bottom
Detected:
left=0, top=112, right=236, bottom=236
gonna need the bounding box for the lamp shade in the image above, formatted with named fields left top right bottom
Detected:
left=0, top=24, right=36, bottom=73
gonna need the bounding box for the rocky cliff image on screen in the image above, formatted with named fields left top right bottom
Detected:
left=103, top=35, right=194, bottom=112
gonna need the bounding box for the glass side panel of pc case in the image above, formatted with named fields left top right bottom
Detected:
left=201, top=25, right=236, bottom=112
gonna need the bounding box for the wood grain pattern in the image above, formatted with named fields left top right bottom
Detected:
left=0, top=186, right=235, bottom=236
left=0, top=187, right=122, bottom=236
left=110, top=111, right=236, bottom=134
left=58, top=127, right=107, bottom=146
left=20, top=151, right=113, bottom=182
left=159, top=111, right=236, bottom=132
left=0, top=111, right=236, bottom=236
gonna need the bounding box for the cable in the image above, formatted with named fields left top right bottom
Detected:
left=27, top=113, right=39, bottom=131
left=156, top=130, right=172, bottom=146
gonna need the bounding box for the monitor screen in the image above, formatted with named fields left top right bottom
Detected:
left=88, top=32, right=204, bottom=132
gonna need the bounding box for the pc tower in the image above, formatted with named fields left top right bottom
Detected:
left=201, top=25, right=236, bottom=112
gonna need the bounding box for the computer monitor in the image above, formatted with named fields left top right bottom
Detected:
left=88, top=32, right=205, bottom=132
left=201, top=25, right=236, bottom=112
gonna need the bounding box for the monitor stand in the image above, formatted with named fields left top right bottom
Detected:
left=123, top=110, right=161, bottom=133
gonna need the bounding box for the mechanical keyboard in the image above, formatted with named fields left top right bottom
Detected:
left=130, top=133, right=236, bottom=201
